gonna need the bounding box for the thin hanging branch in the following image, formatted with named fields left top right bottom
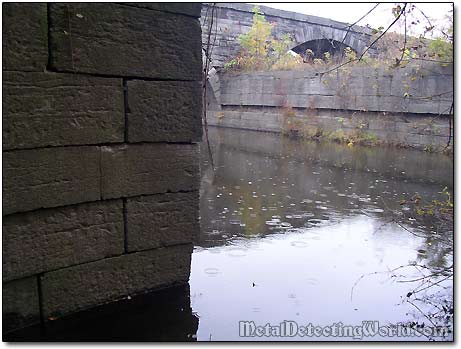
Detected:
left=357, top=3, right=407, bottom=61
left=443, top=102, right=454, bottom=150
left=315, top=3, right=407, bottom=78
left=202, top=3, right=217, bottom=171
left=340, top=3, right=379, bottom=47
left=395, top=7, right=408, bottom=66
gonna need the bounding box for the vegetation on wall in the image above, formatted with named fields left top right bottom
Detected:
left=223, top=6, right=302, bottom=72
left=224, top=4, right=453, bottom=72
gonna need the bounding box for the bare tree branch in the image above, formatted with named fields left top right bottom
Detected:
left=358, top=3, right=408, bottom=61
left=202, top=3, right=217, bottom=171
left=340, top=3, right=379, bottom=46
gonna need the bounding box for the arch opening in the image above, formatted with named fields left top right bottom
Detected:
left=291, top=39, right=356, bottom=62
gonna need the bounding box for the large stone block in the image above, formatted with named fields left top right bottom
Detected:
left=124, top=3, right=202, bottom=18
left=3, top=200, right=124, bottom=282
left=41, top=244, right=193, bottom=318
left=126, top=80, right=202, bottom=143
left=126, top=192, right=199, bottom=252
left=49, top=3, right=201, bottom=80
left=3, top=72, right=124, bottom=150
left=101, top=144, right=199, bottom=199
left=3, top=277, right=40, bottom=333
left=2, top=3, right=47, bottom=71
left=3, top=146, right=100, bottom=215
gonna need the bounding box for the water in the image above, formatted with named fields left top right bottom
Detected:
left=6, top=127, right=453, bottom=341
left=191, top=127, right=453, bottom=341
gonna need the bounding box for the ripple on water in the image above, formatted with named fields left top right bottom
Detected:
left=204, top=267, right=221, bottom=276
left=364, top=207, right=384, bottom=213
left=290, top=241, right=308, bottom=248
left=266, top=220, right=279, bottom=226
left=227, top=248, right=247, bottom=258
left=307, top=219, right=324, bottom=225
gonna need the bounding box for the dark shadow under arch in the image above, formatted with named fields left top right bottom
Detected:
left=291, top=39, right=356, bottom=61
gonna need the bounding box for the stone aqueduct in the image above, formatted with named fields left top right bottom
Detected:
left=200, top=2, right=378, bottom=107
left=200, top=2, right=376, bottom=69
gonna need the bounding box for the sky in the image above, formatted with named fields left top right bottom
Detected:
left=254, top=2, right=453, bottom=38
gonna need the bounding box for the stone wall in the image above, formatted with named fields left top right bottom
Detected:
left=208, top=64, right=453, bottom=150
left=3, top=3, right=202, bottom=333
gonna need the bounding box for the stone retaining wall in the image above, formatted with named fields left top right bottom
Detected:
left=3, top=3, right=202, bottom=333
left=208, top=65, right=453, bottom=150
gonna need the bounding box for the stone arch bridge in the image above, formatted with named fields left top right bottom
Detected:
left=201, top=2, right=377, bottom=69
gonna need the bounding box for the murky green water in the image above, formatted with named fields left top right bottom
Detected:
left=190, top=127, right=453, bottom=341
left=6, top=127, right=453, bottom=342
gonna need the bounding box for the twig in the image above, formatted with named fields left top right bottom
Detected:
left=395, top=7, right=408, bottom=66
left=314, top=3, right=407, bottom=78
left=443, top=102, right=454, bottom=150
left=357, top=3, right=408, bottom=61
left=202, top=3, right=217, bottom=171
left=340, top=3, right=379, bottom=47
left=407, top=299, right=437, bottom=327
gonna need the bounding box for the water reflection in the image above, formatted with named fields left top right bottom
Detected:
left=192, top=127, right=453, bottom=341
left=5, top=127, right=452, bottom=342
left=4, top=285, right=198, bottom=342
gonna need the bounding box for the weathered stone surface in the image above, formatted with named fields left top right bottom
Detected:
left=126, top=192, right=199, bottom=252
left=218, top=65, right=452, bottom=115
left=3, top=200, right=124, bottom=282
left=3, top=72, right=124, bottom=150
left=124, top=3, right=202, bottom=17
left=49, top=3, right=201, bottom=80
left=3, top=146, right=100, bottom=215
left=101, top=144, right=199, bottom=199
left=3, top=277, right=40, bottom=333
left=126, top=80, right=202, bottom=143
left=41, top=244, right=193, bottom=318
left=2, top=3, right=47, bottom=71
